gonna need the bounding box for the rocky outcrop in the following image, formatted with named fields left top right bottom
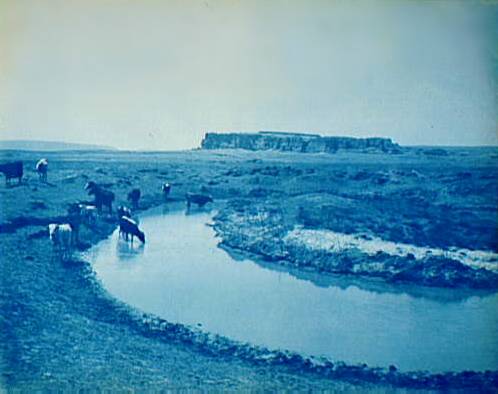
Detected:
left=201, top=131, right=401, bottom=153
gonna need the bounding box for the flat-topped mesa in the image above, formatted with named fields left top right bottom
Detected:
left=201, top=131, right=401, bottom=153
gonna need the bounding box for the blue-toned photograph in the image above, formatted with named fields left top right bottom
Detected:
left=0, top=1, right=497, bottom=392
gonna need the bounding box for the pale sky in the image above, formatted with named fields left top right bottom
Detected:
left=0, top=0, right=497, bottom=150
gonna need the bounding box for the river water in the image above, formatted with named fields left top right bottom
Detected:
left=84, top=206, right=498, bottom=373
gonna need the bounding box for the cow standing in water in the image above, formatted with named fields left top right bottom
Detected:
left=127, top=188, right=141, bottom=210
left=119, top=216, right=145, bottom=243
left=85, top=181, right=115, bottom=214
left=186, top=192, right=213, bottom=209
left=0, top=161, right=23, bottom=186
left=36, top=158, right=48, bottom=182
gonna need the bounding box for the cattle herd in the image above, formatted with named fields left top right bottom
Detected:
left=0, top=159, right=213, bottom=261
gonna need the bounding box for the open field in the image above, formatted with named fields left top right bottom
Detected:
left=1, top=147, right=497, bottom=391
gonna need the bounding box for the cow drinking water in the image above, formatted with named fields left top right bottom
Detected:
left=119, top=216, right=145, bottom=243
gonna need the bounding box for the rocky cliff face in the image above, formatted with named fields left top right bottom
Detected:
left=201, top=131, right=401, bottom=153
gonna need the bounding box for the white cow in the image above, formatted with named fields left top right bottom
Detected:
left=36, top=158, right=48, bottom=182
left=48, top=223, right=73, bottom=260
left=78, top=204, right=98, bottom=225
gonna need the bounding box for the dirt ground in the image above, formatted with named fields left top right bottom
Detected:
left=1, top=147, right=497, bottom=391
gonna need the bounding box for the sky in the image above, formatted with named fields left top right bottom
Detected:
left=0, top=0, right=497, bottom=150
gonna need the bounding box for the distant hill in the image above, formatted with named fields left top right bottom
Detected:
left=201, top=131, right=402, bottom=154
left=0, top=140, right=117, bottom=151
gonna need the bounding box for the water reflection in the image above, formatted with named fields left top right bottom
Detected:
left=116, top=236, right=145, bottom=261
left=220, top=236, right=494, bottom=304
left=161, top=204, right=170, bottom=215
left=184, top=207, right=214, bottom=216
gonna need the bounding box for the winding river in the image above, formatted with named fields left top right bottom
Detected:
left=84, top=206, right=498, bottom=373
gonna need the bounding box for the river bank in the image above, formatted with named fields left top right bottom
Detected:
left=212, top=201, right=498, bottom=289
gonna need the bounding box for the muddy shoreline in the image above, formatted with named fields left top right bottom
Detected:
left=1, top=148, right=497, bottom=391
left=212, top=202, right=498, bottom=290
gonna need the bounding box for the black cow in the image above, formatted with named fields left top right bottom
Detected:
left=127, top=188, right=141, bottom=210
left=162, top=183, right=171, bottom=201
left=85, top=181, right=115, bottom=214
left=0, top=161, right=23, bottom=186
left=186, top=192, right=213, bottom=209
left=119, top=216, right=145, bottom=243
